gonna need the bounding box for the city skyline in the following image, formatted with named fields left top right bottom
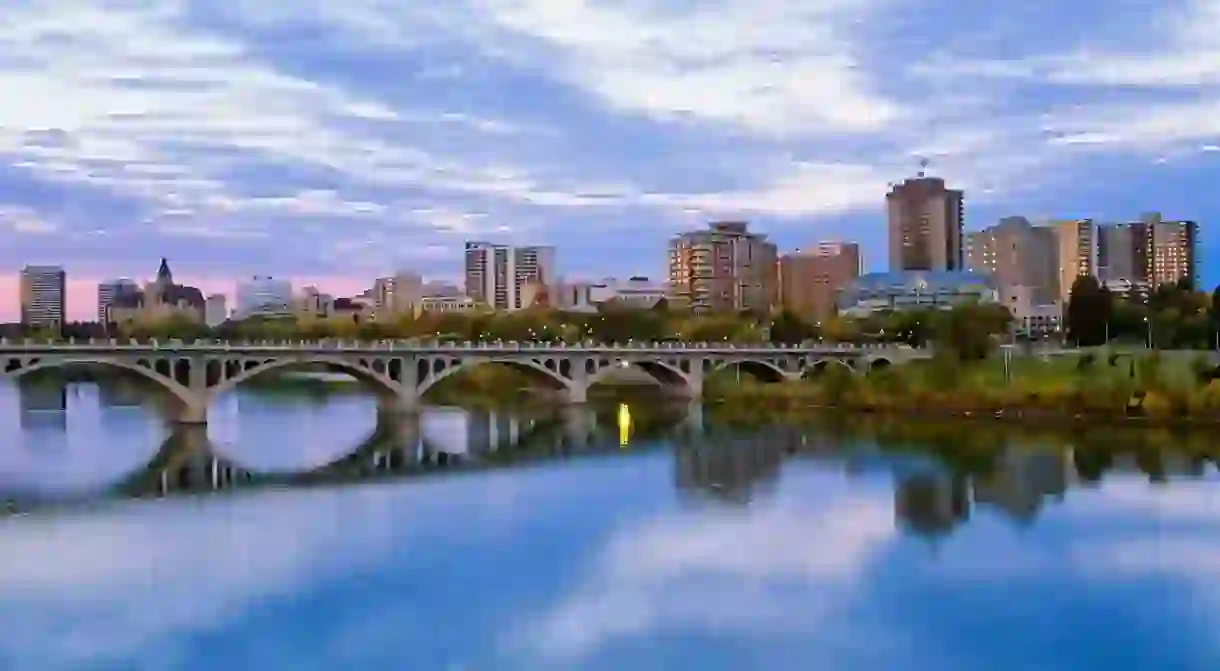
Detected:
left=3, top=1, right=1220, bottom=320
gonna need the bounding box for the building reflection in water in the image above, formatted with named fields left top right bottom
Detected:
left=18, top=379, right=68, bottom=431
left=9, top=402, right=1219, bottom=526
left=674, top=427, right=790, bottom=505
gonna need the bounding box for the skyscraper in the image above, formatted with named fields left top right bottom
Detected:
left=464, top=242, right=557, bottom=310
left=667, top=221, right=779, bottom=314
left=886, top=177, right=965, bottom=272
left=20, top=265, right=66, bottom=329
left=1144, top=213, right=1197, bottom=288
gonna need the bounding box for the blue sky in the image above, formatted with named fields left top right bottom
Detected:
left=1, top=0, right=1218, bottom=317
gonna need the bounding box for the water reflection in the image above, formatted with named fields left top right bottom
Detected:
left=3, top=378, right=1220, bottom=669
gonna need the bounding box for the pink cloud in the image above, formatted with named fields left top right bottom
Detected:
left=0, top=274, right=374, bottom=322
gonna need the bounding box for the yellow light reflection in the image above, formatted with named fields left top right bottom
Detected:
left=617, top=403, right=632, bottom=447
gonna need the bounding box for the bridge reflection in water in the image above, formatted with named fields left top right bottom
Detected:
left=6, top=401, right=1220, bottom=530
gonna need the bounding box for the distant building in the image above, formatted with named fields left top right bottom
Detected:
left=1096, top=212, right=1197, bottom=289
left=1053, top=219, right=1096, bottom=303
left=1000, top=285, right=1061, bottom=337
left=464, top=242, right=557, bottom=311
left=235, top=276, right=293, bottom=318
left=97, top=278, right=139, bottom=323
left=779, top=242, right=860, bottom=323
left=417, top=295, right=479, bottom=314
left=886, top=176, right=965, bottom=272
left=837, top=270, right=998, bottom=316
left=205, top=294, right=228, bottom=327
left=20, top=265, right=66, bottom=330
left=964, top=217, right=1058, bottom=304
left=555, top=277, right=670, bottom=312
left=107, top=258, right=206, bottom=325
left=667, top=221, right=778, bottom=314
left=294, top=286, right=335, bottom=318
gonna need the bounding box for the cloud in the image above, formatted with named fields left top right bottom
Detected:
left=1, top=0, right=1219, bottom=306
left=509, top=491, right=896, bottom=662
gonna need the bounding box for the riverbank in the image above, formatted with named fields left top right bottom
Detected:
left=707, top=352, right=1220, bottom=425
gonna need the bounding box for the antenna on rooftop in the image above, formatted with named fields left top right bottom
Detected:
left=917, top=157, right=930, bottom=178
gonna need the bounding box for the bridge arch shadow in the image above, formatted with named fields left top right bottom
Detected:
left=801, top=359, right=857, bottom=379
left=587, top=359, right=689, bottom=389
left=867, top=357, right=894, bottom=373
left=1, top=358, right=194, bottom=406
left=709, top=359, right=788, bottom=383
left=416, top=357, right=573, bottom=399
left=206, top=356, right=402, bottom=401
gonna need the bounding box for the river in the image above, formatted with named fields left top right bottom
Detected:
left=0, top=374, right=1218, bottom=670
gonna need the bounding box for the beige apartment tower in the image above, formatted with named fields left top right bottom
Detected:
left=1053, top=219, right=1096, bottom=302
left=964, top=217, right=1058, bottom=303
left=779, top=242, right=860, bottom=323
left=887, top=177, right=965, bottom=272
left=667, top=221, right=779, bottom=313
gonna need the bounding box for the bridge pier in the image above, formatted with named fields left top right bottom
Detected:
left=565, top=383, right=588, bottom=404
left=174, top=401, right=208, bottom=425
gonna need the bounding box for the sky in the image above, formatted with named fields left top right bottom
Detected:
left=1, top=0, right=1219, bottom=321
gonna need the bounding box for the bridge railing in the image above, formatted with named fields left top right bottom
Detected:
left=0, top=337, right=923, bottom=352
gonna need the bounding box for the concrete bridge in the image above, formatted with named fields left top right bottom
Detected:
left=0, top=339, right=928, bottom=424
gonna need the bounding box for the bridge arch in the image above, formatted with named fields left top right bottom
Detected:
left=586, top=359, right=690, bottom=388
left=711, top=358, right=788, bottom=383
left=0, top=358, right=194, bottom=405
left=207, top=356, right=402, bottom=400
left=415, top=357, right=572, bottom=398
left=802, top=358, right=857, bottom=378
left=866, top=357, right=893, bottom=372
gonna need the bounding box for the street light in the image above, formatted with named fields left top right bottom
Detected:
left=1144, top=316, right=1151, bottom=349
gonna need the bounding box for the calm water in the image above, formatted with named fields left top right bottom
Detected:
left=2, top=375, right=1219, bottom=670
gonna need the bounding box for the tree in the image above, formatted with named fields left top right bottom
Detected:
left=1066, top=275, right=1111, bottom=346
left=932, top=303, right=1009, bottom=361
left=768, top=310, right=813, bottom=344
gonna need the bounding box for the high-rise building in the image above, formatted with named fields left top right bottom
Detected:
left=235, top=276, right=293, bottom=318
left=1144, top=213, right=1197, bottom=288
left=20, top=265, right=66, bottom=329
left=1053, top=219, right=1096, bottom=302
left=464, top=242, right=557, bottom=310
left=778, top=242, right=860, bottom=323
left=964, top=217, right=1058, bottom=303
left=1096, top=213, right=1196, bottom=291
left=886, top=177, right=965, bottom=272
left=1097, top=222, right=1148, bottom=283
left=97, top=278, right=139, bottom=323
left=667, top=221, right=779, bottom=314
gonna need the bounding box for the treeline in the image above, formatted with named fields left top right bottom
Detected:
left=1, top=301, right=1015, bottom=357
left=1066, top=277, right=1220, bottom=348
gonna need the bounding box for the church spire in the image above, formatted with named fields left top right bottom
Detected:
left=157, top=257, right=172, bottom=280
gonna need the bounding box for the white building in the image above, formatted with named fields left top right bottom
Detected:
left=1000, top=285, right=1061, bottom=336
left=205, top=294, right=228, bottom=327
left=97, top=278, right=139, bottom=323
left=235, top=276, right=293, bottom=318
left=20, top=265, right=66, bottom=329
left=556, top=277, right=669, bottom=312
left=464, top=241, right=557, bottom=311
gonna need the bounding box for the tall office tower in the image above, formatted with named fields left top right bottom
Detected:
left=464, top=242, right=557, bottom=310
left=20, top=265, right=66, bottom=329
left=964, top=217, right=1058, bottom=302
left=97, top=278, right=139, bottom=323
left=778, top=242, right=861, bottom=322
left=667, top=221, right=779, bottom=314
left=886, top=176, right=965, bottom=272
left=1053, top=219, right=1096, bottom=302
